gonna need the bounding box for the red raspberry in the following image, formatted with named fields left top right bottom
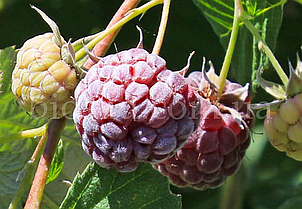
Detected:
left=73, top=48, right=200, bottom=172
left=154, top=68, right=254, bottom=190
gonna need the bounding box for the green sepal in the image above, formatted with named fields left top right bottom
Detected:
left=257, top=65, right=286, bottom=99
left=295, top=53, right=302, bottom=77
left=286, top=61, right=302, bottom=98
left=30, top=5, right=63, bottom=47
left=61, top=39, right=76, bottom=65
left=61, top=39, right=87, bottom=79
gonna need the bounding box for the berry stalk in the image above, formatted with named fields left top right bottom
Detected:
left=0, top=124, right=47, bottom=145
left=83, top=0, right=142, bottom=69
left=24, top=118, right=67, bottom=209
left=74, top=0, right=164, bottom=62
left=152, top=0, right=171, bottom=55
left=217, top=0, right=241, bottom=98
left=8, top=132, right=48, bottom=209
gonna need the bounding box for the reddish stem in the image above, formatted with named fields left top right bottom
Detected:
left=24, top=118, right=67, bottom=209
left=83, top=0, right=142, bottom=69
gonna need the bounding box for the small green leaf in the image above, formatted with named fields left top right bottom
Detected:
left=193, top=0, right=284, bottom=85
left=251, top=19, right=270, bottom=93
left=47, top=139, right=65, bottom=184
left=60, top=163, right=181, bottom=209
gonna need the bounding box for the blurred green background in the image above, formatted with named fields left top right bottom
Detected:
left=1, top=0, right=302, bottom=208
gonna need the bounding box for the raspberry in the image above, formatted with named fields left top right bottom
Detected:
left=154, top=68, right=254, bottom=190
left=73, top=48, right=200, bottom=172
left=11, top=33, right=78, bottom=119
left=258, top=56, right=302, bottom=161
left=264, top=95, right=302, bottom=160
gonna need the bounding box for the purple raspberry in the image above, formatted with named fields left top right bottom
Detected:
left=154, top=69, right=254, bottom=190
left=73, top=48, right=200, bottom=172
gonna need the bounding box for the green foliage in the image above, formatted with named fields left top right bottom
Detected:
left=42, top=140, right=91, bottom=208
left=193, top=0, right=284, bottom=86
left=0, top=47, right=46, bottom=151
left=47, top=139, right=65, bottom=184
left=0, top=46, right=16, bottom=95
left=0, top=46, right=88, bottom=208
left=60, top=163, right=181, bottom=209
left=0, top=46, right=40, bottom=208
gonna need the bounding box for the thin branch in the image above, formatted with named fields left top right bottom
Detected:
left=24, top=118, right=67, bottom=209
left=83, top=0, right=142, bottom=69
left=152, top=0, right=171, bottom=55
left=74, top=0, right=163, bottom=62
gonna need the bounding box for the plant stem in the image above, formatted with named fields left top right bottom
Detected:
left=0, top=124, right=47, bottom=145
left=218, top=0, right=241, bottom=98
left=219, top=167, right=245, bottom=209
left=8, top=131, right=48, bottom=209
left=42, top=195, right=59, bottom=209
left=152, top=0, right=171, bottom=55
left=74, top=0, right=163, bottom=62
left=243, top=20, right=288, bottom=86
left=83, top=0, right=142, bottom=69
left=24, top=118, right=67, bottom=209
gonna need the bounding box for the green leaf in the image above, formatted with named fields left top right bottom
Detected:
left=0, top=46, right=16, bottom=95
left=0, top=140, right=37, bottom=209
left=0, top=46, right=46, bottom=208
left=60, top=163, right=181, bottom=209
left=0, top=46, right=46, bottom=151
left=47, top=139, right=65, bottom=184
left=42, top=141, right=91, bottom=209
left=193, top=0, right=284, bottom=85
